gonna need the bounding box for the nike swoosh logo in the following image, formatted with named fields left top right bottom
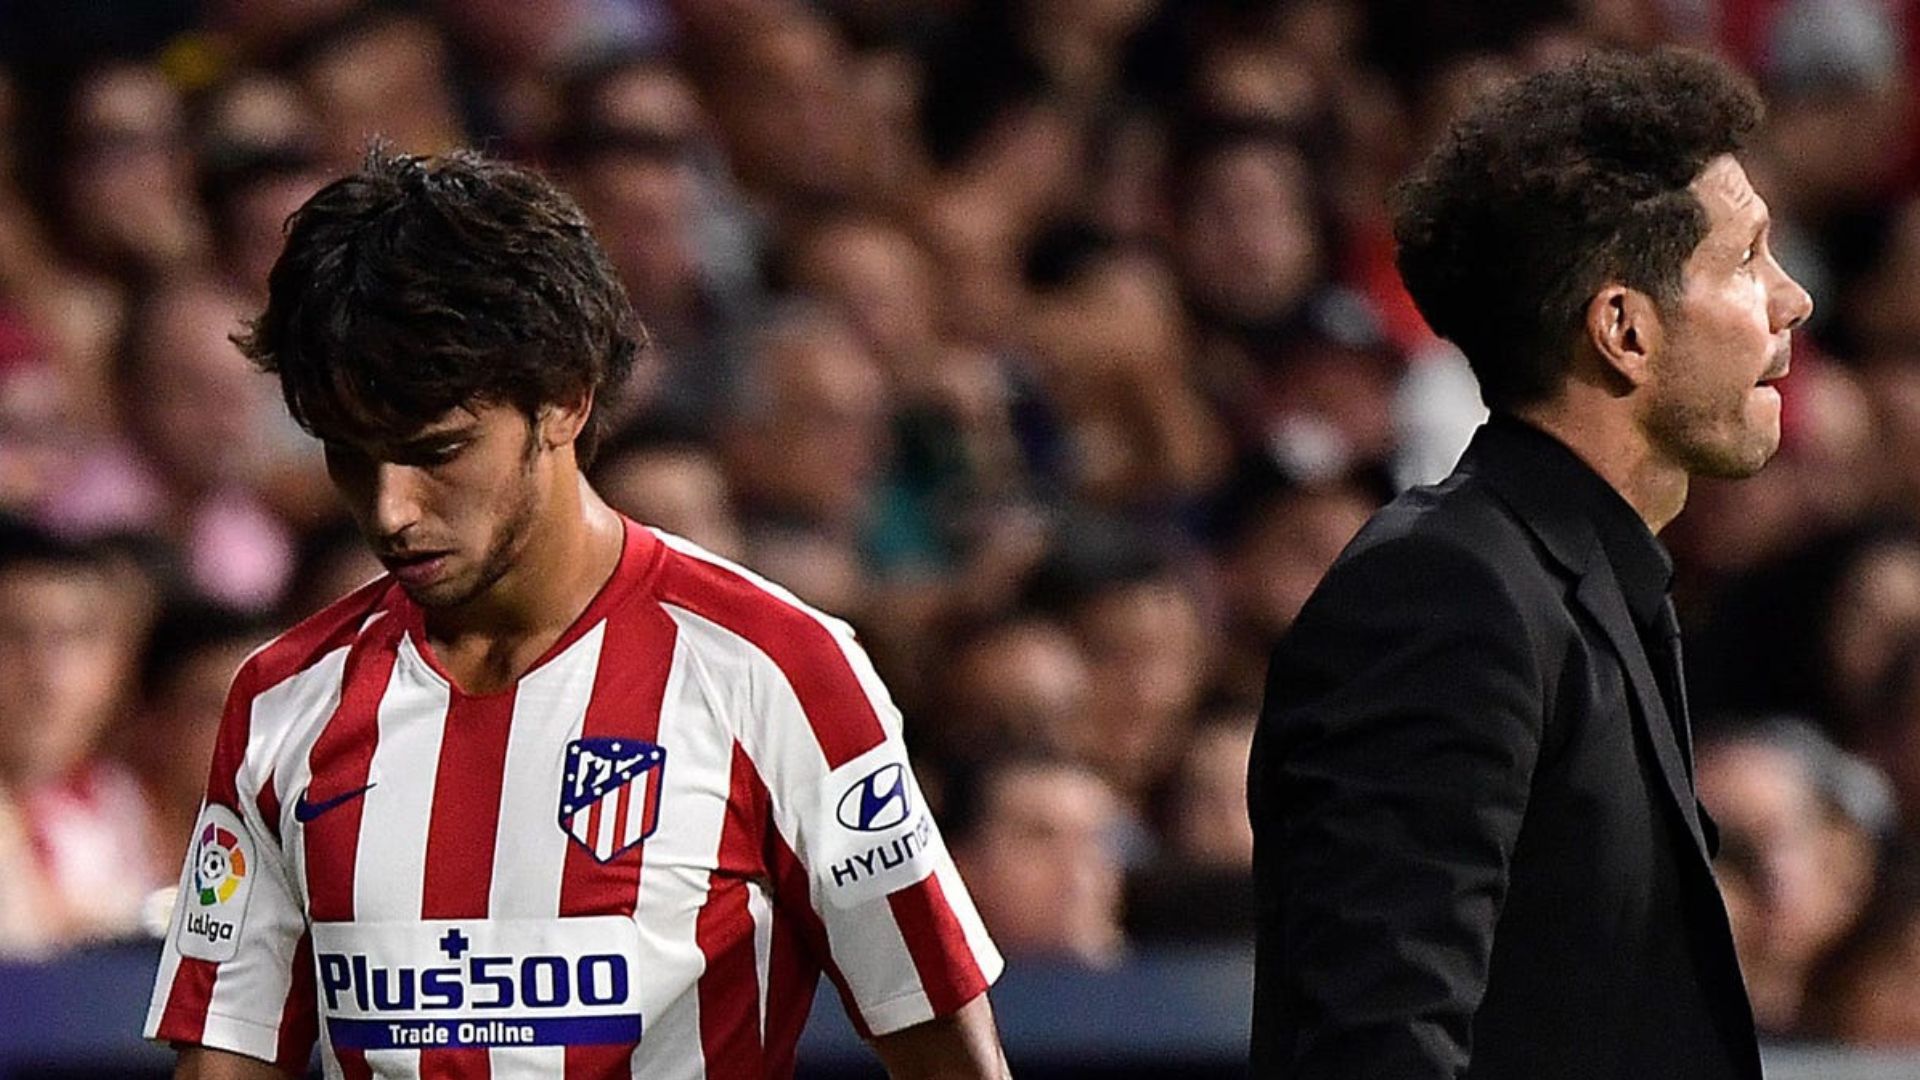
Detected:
left=293, top=782, right=377, bottom=823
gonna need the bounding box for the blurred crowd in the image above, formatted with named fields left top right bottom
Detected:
left=2, top=0, right=1920, bottom=1051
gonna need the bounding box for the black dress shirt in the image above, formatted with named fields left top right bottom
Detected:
left=1489, top=415, right=1693, bottom=770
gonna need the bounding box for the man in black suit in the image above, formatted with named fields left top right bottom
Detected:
left=1248, top=50, right=1813, bottom=1079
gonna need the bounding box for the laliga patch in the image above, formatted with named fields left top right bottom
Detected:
left=176, top=803, right=255, bottom=962
left=815, top=746, right=938, bottom=909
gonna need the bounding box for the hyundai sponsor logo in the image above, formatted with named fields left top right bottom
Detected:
left=837, top=762, right=912, bottom=832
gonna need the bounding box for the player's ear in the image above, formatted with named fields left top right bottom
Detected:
left=1584, top=284, right=1661, bottom=390
left=538, top=389, right=595, bottom=451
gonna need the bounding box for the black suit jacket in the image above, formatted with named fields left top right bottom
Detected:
left=1249, top=418, right=1759, bottom=1079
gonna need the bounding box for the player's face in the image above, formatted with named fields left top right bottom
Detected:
left=1641, top=155, right=1813, bottom=479
left=322, top=402, right=546, bottom=610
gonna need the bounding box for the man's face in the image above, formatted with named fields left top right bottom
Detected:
left=958, top=763, right=1126, bottom=964
left=0, top=564, right=127, bottom=781
left=134, top=287, right=271, bottom=492
left=321, top=401, right=547, bottom=609
left=1642, top=155, right=1813, bottom=478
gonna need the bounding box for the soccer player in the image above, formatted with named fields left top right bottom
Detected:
left=145, top=150, right=1008, bottom=1079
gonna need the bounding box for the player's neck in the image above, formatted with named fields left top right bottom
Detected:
left=1516, top=396, right=1689, bottom=535
left=421, top=474, right=625, bottom=693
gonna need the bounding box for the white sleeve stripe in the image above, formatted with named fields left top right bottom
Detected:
left=189, top=1010, right=285, bottom=1064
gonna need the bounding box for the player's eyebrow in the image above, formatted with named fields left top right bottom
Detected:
left=399, top=423, right=480, bottom=448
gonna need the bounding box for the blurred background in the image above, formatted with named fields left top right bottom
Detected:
left=1, top=0, right=1919, bottom=1075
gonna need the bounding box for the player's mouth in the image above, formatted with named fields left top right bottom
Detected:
left=381, top=551, right=453, bottom=588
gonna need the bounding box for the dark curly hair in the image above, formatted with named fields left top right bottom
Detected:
left=1393, top=49, right=1763, bottom=412
left=237, top=147, right=644, bottom=464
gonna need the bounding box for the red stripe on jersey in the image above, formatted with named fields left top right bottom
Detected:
left=336, top=1047, right=374, bottom=1079
left=660, top=553, right=885, bottom=770
left=694, top=745, right=769, bottom=1078
left=559, top=599, right=677, bottom=1079
left=612, top=782, right=632, bottom=840
left=156, top=959, right=216, bottom=1044
left=764, top=802, right=869, bottom=1041
left=300, top=614, right=400, bottom=1080
left=421, top=690, right=515, bottom=919
left=583, top=800, right=604, bottom=852
left=762, top=903, right=816, bottom=1079
left=302, top=616, right=403, bottom=922
left=418, top=688, right=515, bottom=1080
left=244, top=577, right=394, bottom=693
left=275, top=931, right=319, bottom=1072
left=886, top=872, right=987, bottom=1017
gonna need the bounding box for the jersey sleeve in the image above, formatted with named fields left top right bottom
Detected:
left=746, top=614, right=1004, bottom=1038
left=145, top=664, right=317, bottom=1071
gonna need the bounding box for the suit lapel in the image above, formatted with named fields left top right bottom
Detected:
left=1461, top=420, right=1713, bottom=869
left=1570, top=560, right=1713, bottom=867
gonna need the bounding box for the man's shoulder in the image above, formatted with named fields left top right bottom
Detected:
left=1341, top=467, right=1539, bottom=578
left=1276, top=469, right=1563, bottom=685
left=234, top=575, right=396, bottom=698
left=645, top=529, right=864, bottom=670
left=644, top=528, right=893, bottom=762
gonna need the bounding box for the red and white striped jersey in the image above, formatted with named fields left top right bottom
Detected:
left=145, top=520, right=1002, bottom=1078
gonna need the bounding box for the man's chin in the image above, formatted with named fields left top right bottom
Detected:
left=394, top=573, right=472, bottom=610
left=1693, top=431, right=1780, bottom=480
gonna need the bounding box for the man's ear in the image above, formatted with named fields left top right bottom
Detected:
left=1584, top=284, right=1663, bottom=389
left=539, top=389, right=595, bottom=451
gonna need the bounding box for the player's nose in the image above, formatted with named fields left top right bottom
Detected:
left=370, top=463, right=426, bottom=537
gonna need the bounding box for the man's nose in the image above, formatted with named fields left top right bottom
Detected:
left=1772, top=268, right=1813, bottom=333
left=371, top=463, right=424, bottom=537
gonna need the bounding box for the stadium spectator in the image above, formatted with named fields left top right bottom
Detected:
left=698, top=12, right=874, bottom=213
left=1071, top=566, right=1211, bottom=798
left=1802, top=850, right=1920, bottom=1045
left=1697, top=718, right=1896, bottom=1035
left=724, top=305, right=892, bottom=584
left=288, top=6, right=467, bottom=168
left=1691, top=522, right=1920, bottom=735
left=1175, top=133, right=1326, bottom=337
left=48, top=62, right=208, bottom=280
left=1126, top=707, right=1259, bottom=944
left=936, top=613, right=1095, bottom=766
left=41, top=278, right=297, bottom=611
left=197, top=127, right=330, bottom=299
left=0, top=518, right=157, bottom=953
left=1023, top=229, right=1231, bottom=508
left=1210, top=478, right=1377, bottom=701
left=555, top=49, right=765, bottom=434
left=590, top=431, right=745, bottom=561
left=950, top=754, right=1131, bottom=968
left=123, top=599, right=275, bottom=896
left=1020, top=519, right=1211, bottom=796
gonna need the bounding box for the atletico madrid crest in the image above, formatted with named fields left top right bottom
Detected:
left=559, top=738, right=666, bottom=862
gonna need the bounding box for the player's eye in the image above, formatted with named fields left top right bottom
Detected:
left=1740, top=245, right=1756, bottom=266
left=403, top=441, right=467, bottom=466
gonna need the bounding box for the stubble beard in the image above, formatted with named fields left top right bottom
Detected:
left=1644, top=344, right=1780, bottom=481
left=409, top=442, right=545, bottom=611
